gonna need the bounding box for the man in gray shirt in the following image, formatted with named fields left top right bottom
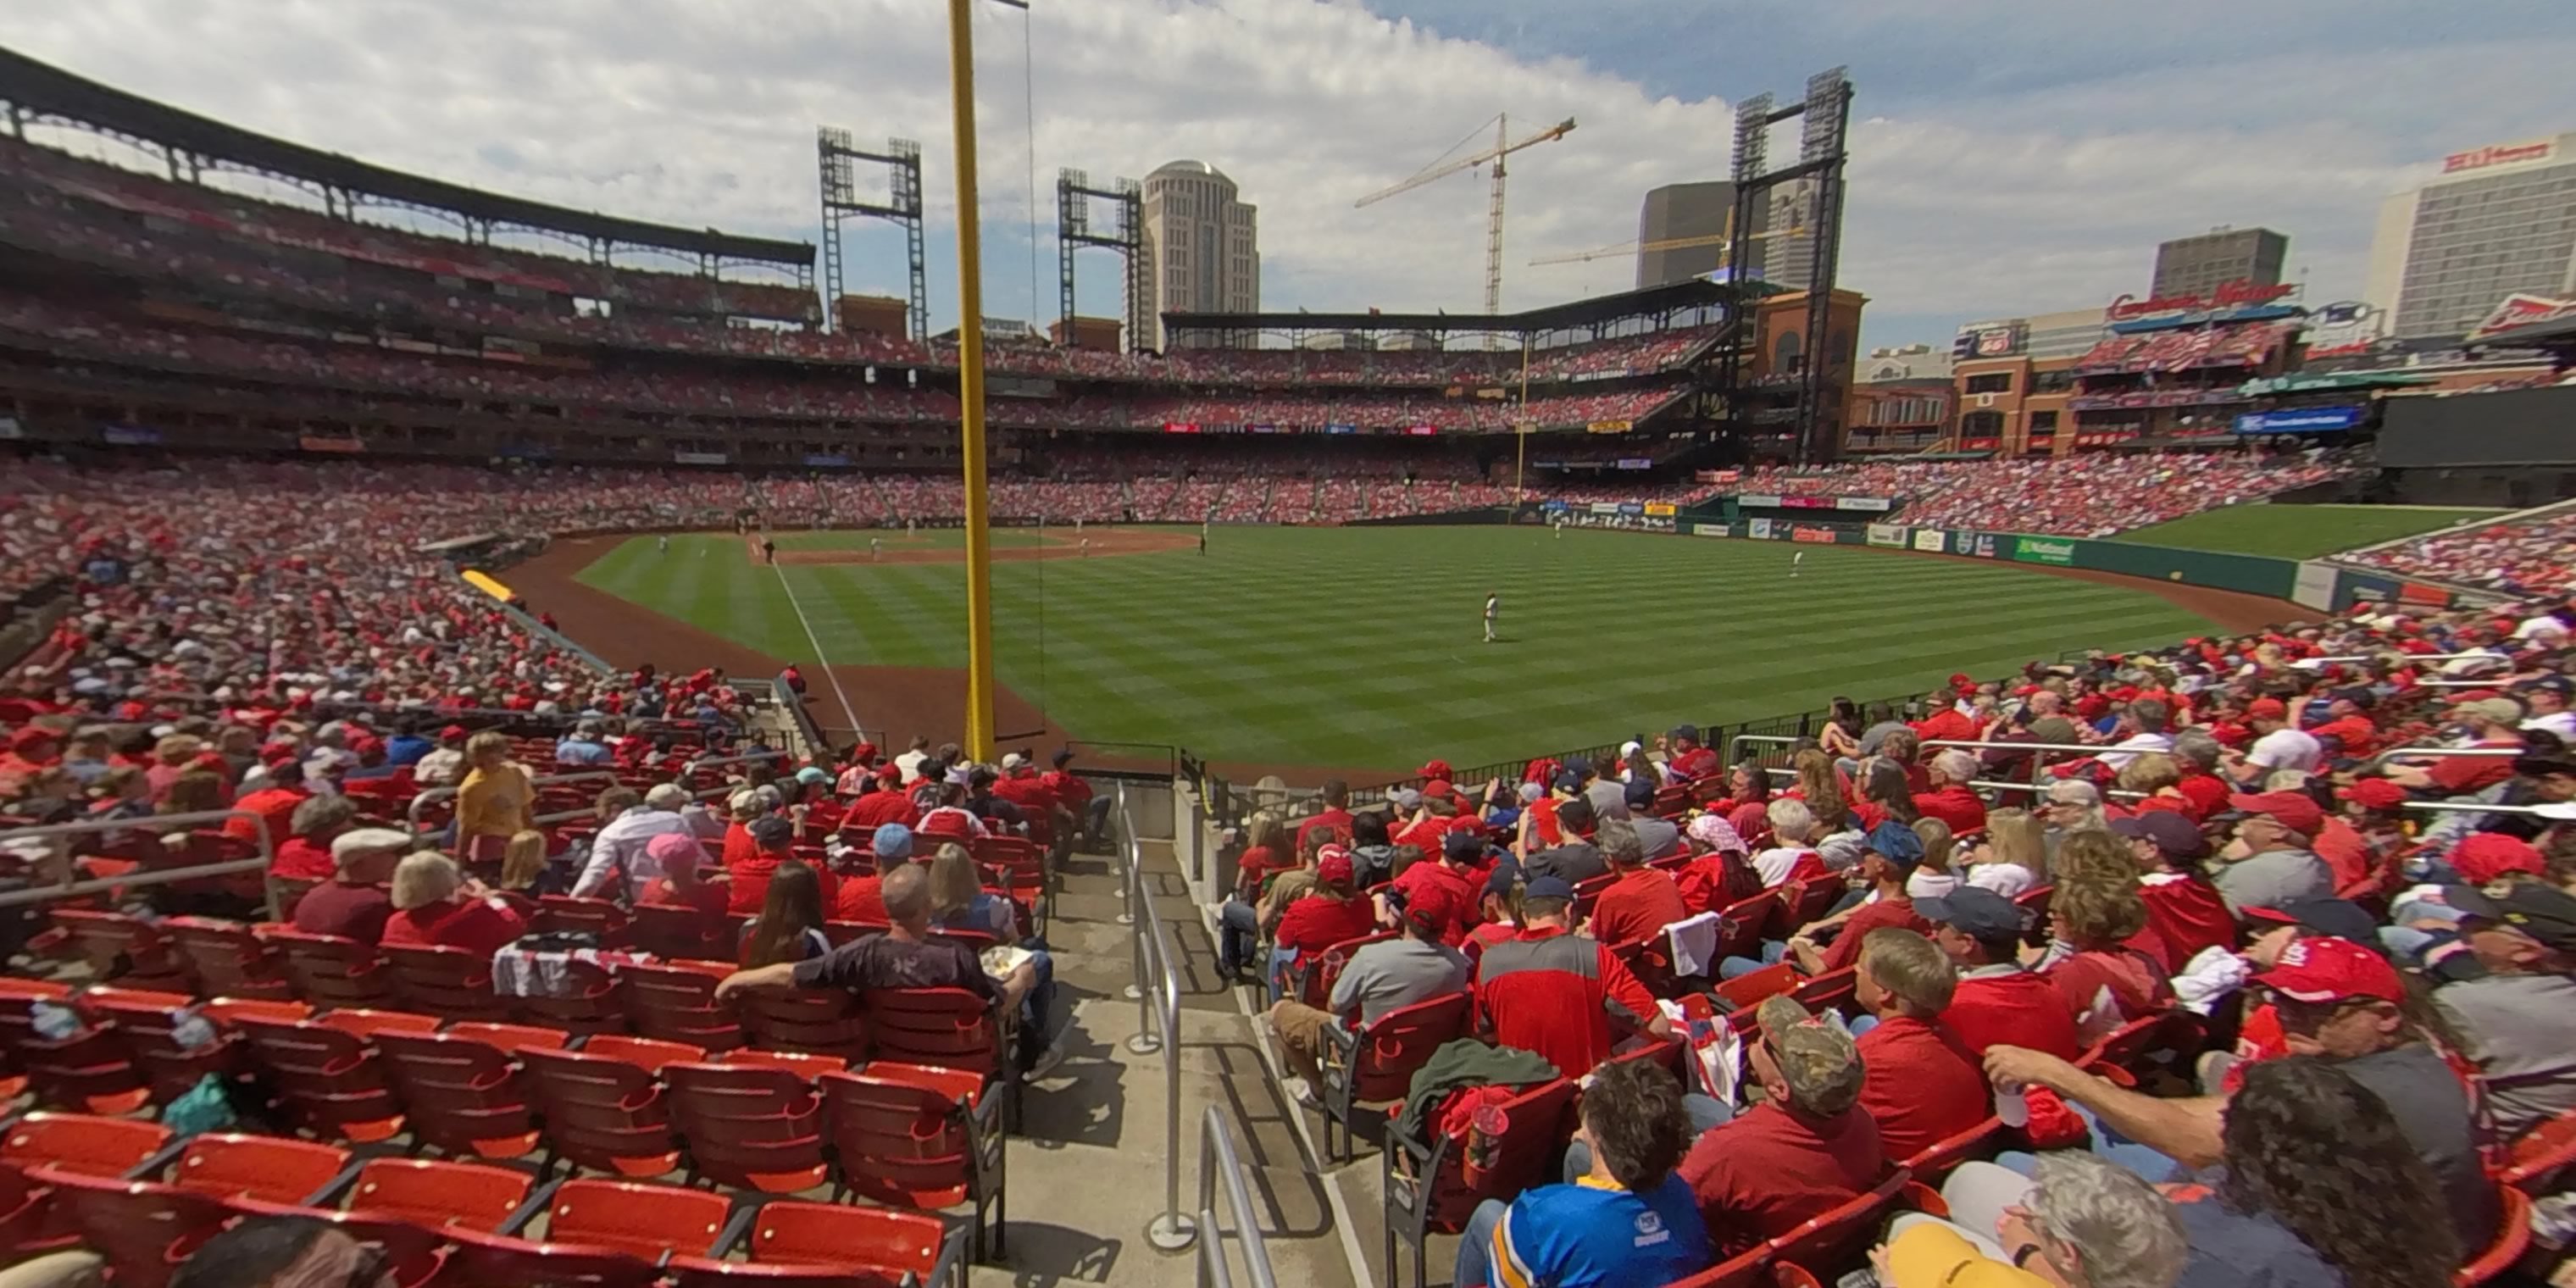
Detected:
left=1583, top=760, right=1630, bottom=823
left=1523, top=795, right=1607, bottom=884
left=1622, top=779, right=1680, bottom=859
left=2208, top=791, right=2333, bottom=914
left=2434, top=884, right=2576, bottom=1140
left=1266, top=899, right=1469, bottom=1103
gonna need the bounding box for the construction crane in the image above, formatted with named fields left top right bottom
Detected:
left=1527, top=207, right=1805, bottom=269
left=1356, top=114, right=1575, bottom=345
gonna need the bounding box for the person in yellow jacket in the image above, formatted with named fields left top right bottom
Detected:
left=455, top=731, right=535, bottom=866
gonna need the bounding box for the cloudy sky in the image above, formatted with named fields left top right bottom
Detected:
left=5, top=1, right=2573, bottom=349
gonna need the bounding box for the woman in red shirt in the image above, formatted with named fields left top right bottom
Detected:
left=2037, top=851, right=2174, bottom=1046
left=1271, top=850, right=1380, bottom=994
left=270, top=795, right=358, bottom=883
left=639, top=832, right=730, bottom=915
left=380, top=852, right=529, bottom=958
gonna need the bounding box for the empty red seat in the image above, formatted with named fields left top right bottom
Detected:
left=164, top=917, right=297, bottom=1000
left=1788, top=967, right=1859, bottom=1016
left=545, top=1179, right=730, bottom=1260
left=232, top=1014, right=411, bottom=1142
left=520, top=1043, right=687, bottom=1180
left=25, top=1166, right=230, bottom=1288
left=1383, top=1076, right=1577, bottom=1288
left=440, top=1224, right=663, bottom=1288
left=819, top=1065, right=1004, bottom=1259
left=622, top=961, right=746, bottom=1051
left=668, top=1202, right=953, bottom=1288
left=373, top=1029, right=547, bottom=1160
left=341, top=1157, right=533, bottom=1231
left=510, top=954, right=627, bottom=1035
left=536, top=896, right=630, bottom=945
left=0, top=1112, right=173, bottom=1177
left=863, top=987, right=1002, bottom=1079
left=268, top=928, right=394, bottom=1010
left=664, top=1062, right=828, bottom=1192
left=379, top=944, right=512, bottom=1022
left=42, top=909, right=191, bottom=991
left=628, top=904, right=739, bottom=962
left=170, top=1134, right=350, bottom=1206
left=736, top=987, right=870, bottom=1060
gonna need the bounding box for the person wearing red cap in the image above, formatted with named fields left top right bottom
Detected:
left=413, top=726, right=469, bottom=787
left=2210, top=791, right=2333, bottom=913
left=1382, top=831, right=1484, bottom=946
left=1266, top=868, right=1469, bottom=1104
left=1985, top=935, right=2495, bottom=1248
left=1270, top=848, right=1381, bottom=992
left=842, top=764, right=920, bottom=833
left=2226, top=698, right=2318, bottom=785
left=2383, top=697, right=2527, bottom=797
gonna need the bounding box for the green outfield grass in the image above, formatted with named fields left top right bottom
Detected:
left=576, top=526, right=2231, bottom=770
left=2117, top=503, right=2501, bottom=560
left=770, top=528, right=1052, bottom=552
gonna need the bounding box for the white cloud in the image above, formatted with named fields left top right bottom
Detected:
left=3, top=1, right=2572, bottom=347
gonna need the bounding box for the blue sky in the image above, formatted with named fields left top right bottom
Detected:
left=6, top=1, right=2574, bottom=351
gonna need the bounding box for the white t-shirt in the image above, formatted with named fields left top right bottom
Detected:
left=2246, top=727, right=2323, bottom=773
left=2097, top=732, right=2175, bottom=771
left=1964, top=861, right=2037, bottom=899
left=2523, top=712, right=2576, bottom=741
left=1752, top=846, right=1815, bottom=887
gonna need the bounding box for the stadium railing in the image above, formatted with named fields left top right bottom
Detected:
left=771, top=673, right=830, bottom=763
left=1195, top=1106, right=1278, bottom=1288
left=0, top=808, right=277, bottom=914
left=1119, top=782, right=1196, bottom=1252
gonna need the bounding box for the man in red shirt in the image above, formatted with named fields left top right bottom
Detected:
left=1585, top=819, right=1687, bottom=949
left=1789, top=820, right=1931, bottom=976
left=1293, top=780, right=1355, bottom=851
left=225, top=760, right=310, bottom=847
left=2301, top=688, right=2381, bottom=760
left=836, top=824, right=913, bottom=922
left=1915, top=887, right=2080, bottom=1059
left=1910, top=750, right=1988, bottom=836
left=1384, top=832, right=1483, bottom=944
left=290, top=827, right=414, bottom=945
left=1678, top=995, right=1885, bottom=1256
left=1473, top=875, right=1673, bottom=1079
left=1666, top=725, right=1720, bottom=784
left=2384, top=697, right=2525, bottom=797
left=843, top=765, right=921, bottom=833
left=727, top=815, right=834, bottom=916
left=2110, top=811, right=2235, bottom=973
left=1037, top=749, right=1108, bottom=846
left=2168, top=733, right=2233, bottom=821
left=1852, top=928, right=1987, bottom=1163
left=1908, top=692, right=1978, bottom=751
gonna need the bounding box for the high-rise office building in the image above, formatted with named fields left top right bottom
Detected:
left=2366, top=133, right=2576, bottom=341
left=1139, top=160, right=1259, bottom=350
left=1634, top=181, right=1737, bottom=289
left=2151, top=228, right=2288, bottom=299
left=1756, top=180, right=1819, bottom=293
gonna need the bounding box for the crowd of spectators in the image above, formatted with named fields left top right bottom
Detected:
left=2342, top=510, right=2576, bottom=600
left=1717, top=452, right=2357, bottom=536
left=1212, top=592, right=2576, bottom=1286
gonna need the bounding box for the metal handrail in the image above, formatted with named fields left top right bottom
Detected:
left=1117, top=782, right=1195, bottom=1251
left=2402, top=800, right=2576, bottom=819
left=1922, top=741, right=2129, bottom=754
left=1195, top=1106, right=1277, bottom=1288
left=1725, top=733, right=1803, bottom=764
left=680, top=751, right=792, bottom=777
left=0, top=809, right=276, bottom=911
left=2414, top=678, right=2528, bottom=687
left=1961, top=780, right=2148, bottom=802
left=405, top=769, right=624, bottom=828
left=2368, top=745, right=2526, bottom=768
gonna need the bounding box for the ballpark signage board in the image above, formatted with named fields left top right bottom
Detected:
left=1913, top=530, right=1946, bottom=553
left=1835, top=497, right=1894, bottom=513
left=1748, top=519, right=1774, bottom=540
left=2234, top=406, right=2363, bottom=435
left=1644, top=502, right=1678, bottom=517
left=2465, top=293, right=2576, bottom=341
left=2446, top=138, right=2557, bottom=174
left=1866, top=524, right=1906, bottom=547
left=2014, top=536, right=2077, bottom=566
left=1587, top=419, right=1634, bottom=433
left=1737, top=493, right=1783, bottom=508
left=2105, top=278, right=2296, bottom=322
left=673, top=451, right=728, bottom=465
left=1792, top=526, right=1840, bottom=544
left=105, top=425, right=162, bottom=446
left=1616, top=458, right=1654, bottom=470
left=1692, top=522, right=1732, bottom=538
left=1591, top=502, right=1624, bottom=515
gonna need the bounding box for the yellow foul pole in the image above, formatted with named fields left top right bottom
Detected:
left=947, top=0, right=997, bottom=762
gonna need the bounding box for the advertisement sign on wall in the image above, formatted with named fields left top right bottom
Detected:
left=1866, top=524, right=1906, bottom=547
left=104, top=425, right=162, bottom=446
left=2293, top=561, right=2340, bottom=612
left=1736, top=493, right=1783, bottom=508
left=1913, top=530, right=1946, bottom=553
left=802, top=454, right=852, bottom=468
left=1590, top=502, right=1624, bottom=515
left=1617, top=502, right=1645, bottom=517
left=2014, top=536, right=2077, bottom=566
left=1692, top=522, right=1732, bottom=538
left=1695, top=469, right=1742, bottom=485
left=673, top=451, right=730, bottom=465
left=1644, top=502, right=1677, bottom=517
left=1748, top=518, right=1774, bottom=540
left=1835, top=497, right=1895, bottom=513
left=298, top=436, right=364, bottom=453
left=2398, top=581, right=2452, bottom=608
left=1792, top=526, right=1840, bottom=544
left=1541, top=499, right=1570, bottom=512
left=2233, top=406, right=2364, bottom=435
left=1586, top=419, right=1634, bottom=433
left=1615, top=458, right=1654, bottom=470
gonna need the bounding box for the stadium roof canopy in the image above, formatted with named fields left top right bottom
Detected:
left=0, top=47, right=813, bottom=269
left=1162, top=278, right=1781, bottom=338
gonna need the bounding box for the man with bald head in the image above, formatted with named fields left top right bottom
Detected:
left=719, top=864, right=1039, bottom=1013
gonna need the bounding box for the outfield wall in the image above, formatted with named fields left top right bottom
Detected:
left=1689, top=517, right=2480, bottom=615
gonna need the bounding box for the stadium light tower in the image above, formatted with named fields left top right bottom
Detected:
left=1057, top=169, right=1147, bottom=353
left=816, top=130, right=930, bottom=341
left=1717, top=67, right=1852, bottom=466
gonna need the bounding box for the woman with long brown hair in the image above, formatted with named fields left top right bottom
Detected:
left=1788, top=748, right=1851, bottom=833
left=741, top=859, right=831, bottom=967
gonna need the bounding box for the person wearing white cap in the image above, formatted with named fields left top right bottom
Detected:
left=290, top=828, right=415, bottom=944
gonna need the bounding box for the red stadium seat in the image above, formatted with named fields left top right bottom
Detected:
left=440, top=1224, right=665, bottom=1288
left=536, top=895, right=631, bottom=945
left=1319, top=991, right=1472, bottom=1164
left=545, top=1179, right=732, bottom=1261
left=1768, top=1171, right=1911, bottom=1278
left=622, top=960, right=747, bottom=1051
left=1787, top=967, right=1859, bottom=1017
left=372, top=1029, right=548, bottom=1160
left=666, top=1202, right=952, bottom=1288
left=629, top=903, right=740, bottom=962
left=519, top=1044, right=687, bottom=1180
left=1300, top=931, right=1396, bottom=1008
left=1382, top=1077, right=1578, bottom=1288
left=735, top=987, right=871, bottom=1060
left=0, top=1113, right=173, bottom=1178
left=24, top=1166, right=230, bottom=1288
left=340, top=1157, right=534, bottom=1231
left=663, top=1061, right=828, bottom=1192
left=819, top=1065, right=1006, bottom=1260
left=232, top=1013, right=412, bottom=1142
left=169, top=1134, right=350, bottom=1206
left=165, top=918, right=298, bottom=1000
left=378, top=943, right=511, bottom=1022
left=268, top=928, right=395, bottom=1010
left=862, top=986, right=1003, bottom=1079
left=42, top=909, right=190, bottom=992
left=2457, top=1186, right=2531, bottom=1286
left=510, top=952, right=627, bottom=1035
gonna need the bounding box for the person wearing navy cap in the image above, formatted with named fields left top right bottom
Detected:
left=1915, top=886, right=2080, bottom=1060
left=1768, top=820, right=1930, bottom=980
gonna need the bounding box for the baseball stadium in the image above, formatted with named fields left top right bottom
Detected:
left=0, top=32, right=2573, bottom=1288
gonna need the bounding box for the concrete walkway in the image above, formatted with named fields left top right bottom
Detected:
left=974, top=821, right=1357, bottom=1288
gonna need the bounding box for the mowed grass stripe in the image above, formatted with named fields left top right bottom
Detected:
left=575, top=528, right=2230, bottom=769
